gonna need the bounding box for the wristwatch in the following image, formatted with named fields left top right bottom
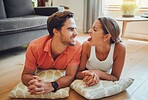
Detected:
left=51, top=82, right=59, bottom=92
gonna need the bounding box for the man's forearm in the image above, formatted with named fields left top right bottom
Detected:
left=76, top=71, right=85, bottom=79
left=21, top=74, right=34, bottom=86
left=56, top=75, right=75, bottom=89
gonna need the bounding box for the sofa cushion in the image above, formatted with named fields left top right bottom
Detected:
left=4, top=0, right=35, bottom=18
left=0, top=15, right=48, bottom=36
left=0, top=0, right=6, bottom=18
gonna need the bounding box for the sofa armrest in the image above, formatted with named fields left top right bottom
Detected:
left=34, top=7, right=64, bottom=16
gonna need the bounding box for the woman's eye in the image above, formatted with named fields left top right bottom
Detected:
left=93, top=29, right=97, bottom=31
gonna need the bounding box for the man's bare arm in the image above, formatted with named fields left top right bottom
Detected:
left=55, top=65, right=79, bottom=89
left=21, top=66, right=36, bottom=86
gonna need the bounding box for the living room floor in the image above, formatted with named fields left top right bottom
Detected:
left=0, top=33, right=148, bottom=100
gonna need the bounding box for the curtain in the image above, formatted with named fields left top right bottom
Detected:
left=83, top=0, right=103, bottom=33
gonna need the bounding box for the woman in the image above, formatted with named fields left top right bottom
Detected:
left=76, top=17, right=126, bottom=87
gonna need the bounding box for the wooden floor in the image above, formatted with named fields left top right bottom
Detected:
left=0, top=34, right=148, bottom=100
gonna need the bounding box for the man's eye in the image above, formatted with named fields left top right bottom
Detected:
left=67, top=27, right=75, bottom=31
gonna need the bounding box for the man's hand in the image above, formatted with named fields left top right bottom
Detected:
left=82, top=70, right=99, bottom=86
left=27, top=76, right=54, bottom=95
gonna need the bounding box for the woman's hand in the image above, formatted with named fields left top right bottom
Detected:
left=82, top=70, right=100, bottom=86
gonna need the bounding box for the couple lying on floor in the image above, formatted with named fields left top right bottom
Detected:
left=21, top=11, right=125, bottom=95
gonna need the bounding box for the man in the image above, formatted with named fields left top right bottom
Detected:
left=21, top=11, right=82, bottom=95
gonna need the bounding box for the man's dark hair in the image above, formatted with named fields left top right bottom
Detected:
left=47, top=11, right=74, bottom=37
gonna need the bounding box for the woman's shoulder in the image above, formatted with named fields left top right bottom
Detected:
left=82, top=41, right=91, bottom=48
left=114, top=42, right=126, bottom=56
left=115, top=42, right=126, bottom=51
left=82, top=41, right=91, bottom=54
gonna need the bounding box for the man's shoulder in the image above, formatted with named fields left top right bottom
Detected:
left=29, top=35, right=51, bottom=47
left=31, top=35, right=51, bottom=44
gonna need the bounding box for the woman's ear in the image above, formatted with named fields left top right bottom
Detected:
left=53, top=28, right=59, bottom=36
left=104, top=34, right=111, bottom=42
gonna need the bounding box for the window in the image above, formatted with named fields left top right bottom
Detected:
left=104, top=0, right=148, bottom=12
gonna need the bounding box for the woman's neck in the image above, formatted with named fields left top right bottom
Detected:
left=95, top=42, right=111, bottom=61
left=96, top=41, right=111, bottom=54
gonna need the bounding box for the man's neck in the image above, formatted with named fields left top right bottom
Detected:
left=51, top=37, right=67, bottom=60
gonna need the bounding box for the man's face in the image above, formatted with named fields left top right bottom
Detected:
left=59, top=18, right=78, bottom=46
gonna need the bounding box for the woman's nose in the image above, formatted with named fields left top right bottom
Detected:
left=88, top=29, right=92, bottom=34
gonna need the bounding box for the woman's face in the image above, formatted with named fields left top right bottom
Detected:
left=87, top=19, right=105, bottom=46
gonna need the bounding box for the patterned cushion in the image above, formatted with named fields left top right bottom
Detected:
left=9, top=70, right=70, bottom=99
left=70, top=78, right=134, bottom=99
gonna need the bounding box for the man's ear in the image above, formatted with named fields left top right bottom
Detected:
left=53, top=28, right=59, bottom=36
left=104, top=34, right=111, bottom=41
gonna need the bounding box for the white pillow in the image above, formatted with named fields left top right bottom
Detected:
left=9, top=69, right=70, bottom=99
left=70, top=78, right=134, bottom=99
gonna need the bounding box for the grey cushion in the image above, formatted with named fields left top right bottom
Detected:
left=0, top=0, right=6, bottom=19
left=0, top=15, right=48, bottom=35
left=4, top=0, right=35, bottom=18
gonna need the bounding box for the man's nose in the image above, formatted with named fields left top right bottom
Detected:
left=73, top=29, right=78, bottom=36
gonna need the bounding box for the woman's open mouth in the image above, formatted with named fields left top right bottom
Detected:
left=87, top=36, right=92, bottom=41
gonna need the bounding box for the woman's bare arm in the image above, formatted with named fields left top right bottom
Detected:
left=76, top=41, right=90, bottom=79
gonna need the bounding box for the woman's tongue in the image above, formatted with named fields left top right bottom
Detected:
left=87, top=37, right=92, bottom=41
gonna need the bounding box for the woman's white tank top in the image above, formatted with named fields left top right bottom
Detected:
left=86, top=44, right=115, bottom=72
